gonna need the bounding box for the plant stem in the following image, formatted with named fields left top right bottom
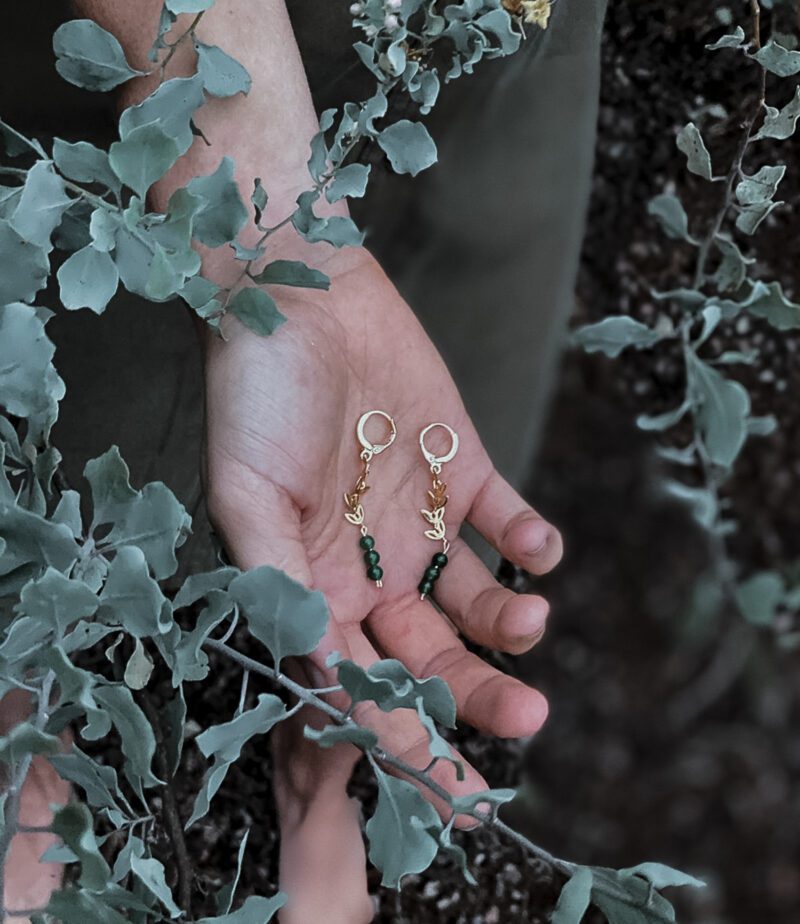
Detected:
left=205, top=639, right=674, bottom=910
left=141, top=693, right=193, bottom=916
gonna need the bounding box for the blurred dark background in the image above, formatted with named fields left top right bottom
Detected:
left=2, top=2, right=799, bottom=923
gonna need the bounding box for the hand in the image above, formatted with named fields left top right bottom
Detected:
left=202, top=244, right=562, bottom=921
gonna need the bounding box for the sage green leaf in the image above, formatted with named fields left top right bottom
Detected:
left=647, top=193, right=692, bottom=241
left=119, top=75, right=205, bottom=155
left=449, top=788, right=516, bottom=818
left=712, top=235, right=753, bottom=292
left=292, top=190, right=365, bottom=247
left=130, top=854, right=181, bottom=917
left=0, top=220, right=50, bottom=303
left=174, top=566, right=239, bottom=608
left=706, top=26, right=745, bottom=50
left=476, top=8, right=521, bottom=54
left=437, top=820, right=478, bottom=886
left=17, top=567, right=97, bottom=635
left=179, top=274, right=221, bottom=311
left=187, top=157, right=249, bottom=247
left=166, top=0, right=216, bottom=11
left=54, top=200, right=93, bottom=252
left=337, top=658, right=456, bottom=726
left=251, top=177, right=268, bottom=226
left=304, top=723, right=379, bottom=750
left=228, top=287, right=287, bottom=335
left=100, top=480, right=191, bottom=581
left=162, top=685, right=187, bottom=776
left=197, top=894, right=287, bottom=924
left=748, top=414, right=778, bottom=435
left=686, top=352, right=750, bottom=467
left=228, top=565, right=328, bottom=668
left=620, top=862, right=705, bottom=891
left=677, top=123, right=712, bottom=180
left=753, top=38, right=800, bottom=76
left=168, top=590, right=233, bottom=685
left=755, top=86, right=800, bottom=140
left=99, top=546, right=171, bottom=638
left=591, top=866, right=680, bottom=924
left=740, top=280, right=800, bottom=330
left=366, top=769, right=440, bottom=888
left=10, top=161, right=72, bottom=252
left=58, top=243, right=119, bottom=313
left=0, top=502, right=79, bottom=589
left=188, top=694, right=286, bottom=826
left=573, top=316, right=663, bottom=358
left=52, top=490, right=83, bottom=539
left=663, top=481, right=718, bottom=529
left=53, top=19, right=144, bottom=91
left=45, top=888, right=129, bottom=924
left=0, top=302, right=65, bottom=425
left=94, top=684, right=161, bottom=794
left=87, top=209, right=119, bottom=253
left=145, top=242, right=185, bottom=300
left=736, top=165, right=785, bottom=206
left=53, top=138, right=121, bottom=194
left=377, top=120, right=437, bottom=176
left=215, top=829, right=249, bottom=915
left=49, top=747, right=128, bottom=823
left=124, top=638, right=155, bottom=690
left=325, top=163, right=371, bottom=203
left=0, top=614, right=52, bottom=662
left=552, top=867, right=593, bottom=924
left=735, top=571, right=784, bottom=626
left=249, top=259, right=330, bottom=290
left=41, top=646, right=112, bottom=739
left=736, top=199, right=782, bottom=235
left=109, top=122, right=182, bottom=199
left=416, top=698, right=463, bottom=778
left=52, top=803, right=111, bottom=891
left=0, top=724, right=60, bottom=763
left=84, top=446, right=137, bottom=525
left=196, top=41, right=252, bottom=97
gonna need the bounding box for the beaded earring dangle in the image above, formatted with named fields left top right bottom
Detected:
left=417, top=422, right=459, bottom=600
left=343, top=410, right=397, bottom=588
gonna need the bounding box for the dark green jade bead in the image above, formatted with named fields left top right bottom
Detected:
left=367, top=564, right=384, bottom=582
left=424, top=566, right=441, bottom=582
left=432, top=552, right=448, bottom=568
left=418, top=580, right=434, bottom=597
left=364, top=549, right=381, bottom=566
left=359, top=535, right=376, bottom=550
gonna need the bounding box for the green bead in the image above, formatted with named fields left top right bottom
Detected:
left=418, top=580, right=434, bottom=597
left=432, top=552, right=448, bottom=568
left=364, top=549, right=381, bottom=566
left=359, top=534, right=375, bottom=550
left=424, top=566, right=440, bottom=582
left=367, top=565, right=384, bottom=582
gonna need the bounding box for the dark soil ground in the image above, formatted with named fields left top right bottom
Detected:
left=58, top=2, right=800, bottom=922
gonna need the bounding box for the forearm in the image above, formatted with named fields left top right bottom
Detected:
left=72, top=0, right=354, bottom=283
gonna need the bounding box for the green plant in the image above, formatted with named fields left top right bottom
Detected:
left=0, top=2, right=701, bottom=921
left=574, top=0, right=800, bottom=651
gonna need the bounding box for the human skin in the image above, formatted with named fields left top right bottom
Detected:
left=25, top=2, right=566, bottom=921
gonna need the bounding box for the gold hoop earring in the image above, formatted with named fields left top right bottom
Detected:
left=343, top=409, right=397, bottom=588
left=417, top=422, right=459, bottom=599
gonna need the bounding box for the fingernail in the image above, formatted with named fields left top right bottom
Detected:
left=503, top=606, right=546, bottom=639
left=526, top=524, right=550, bottom=557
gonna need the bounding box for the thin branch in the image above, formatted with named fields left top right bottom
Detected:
left=141, top=693, right=193, bottom=915
left=205, top=639, right=677, bottom=910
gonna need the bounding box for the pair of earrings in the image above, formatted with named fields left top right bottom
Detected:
left=342, top=409, right=459, bottom=599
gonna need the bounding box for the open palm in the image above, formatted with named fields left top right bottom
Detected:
left=202, top=245, right=562, bottom=919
